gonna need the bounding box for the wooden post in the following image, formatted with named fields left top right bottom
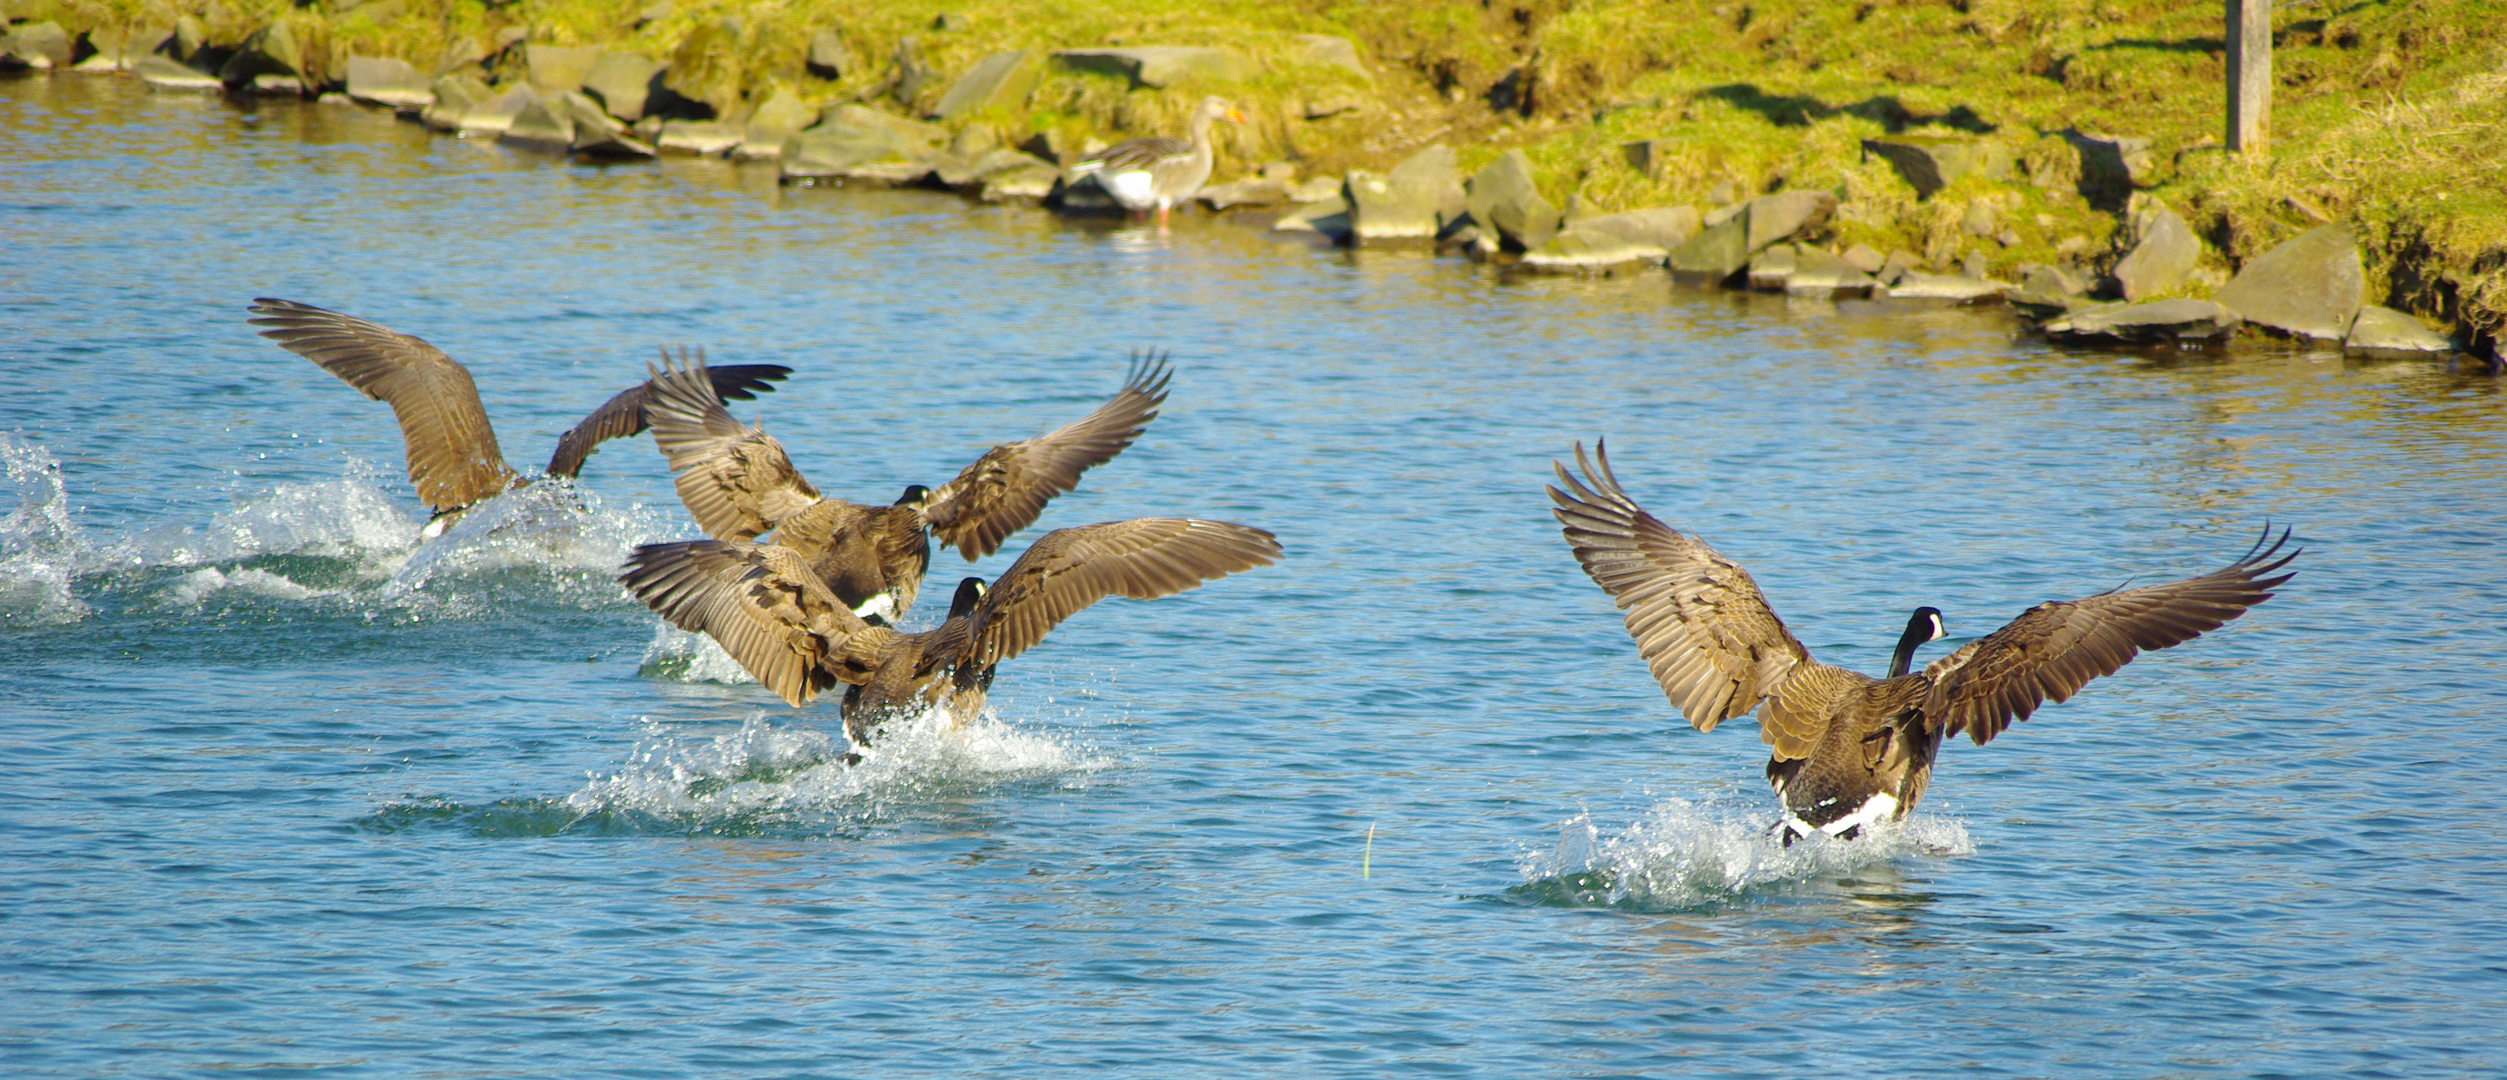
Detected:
left=2227, top=0, right=2271, bottom=154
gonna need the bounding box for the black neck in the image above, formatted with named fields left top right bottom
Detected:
left=1887, top=610, right=1937, bottom=679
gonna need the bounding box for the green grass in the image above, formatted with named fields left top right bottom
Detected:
left=18, top=0, right=2503, bottom=352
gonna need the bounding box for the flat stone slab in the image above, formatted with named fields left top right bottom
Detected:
left=734, top=89, right=816, bottom=160
left=2344, top=305, right=2457, bottom=359
left=1463, top=149, right=1556, bottom=251
left=346, top=56, right=433, bottom=108
left=500, top=97, right=577, bottom=148
left=459, top=84, right=542, bottom=136
left=2212, top=224, right=2364, bottom=341
left=1786, top=248, right=1878, bottom=297
left=2045, top=299, right=2242, bottom=344
left=931, top=49, right=1040, bottom=120
left=807, top=28, right=846, bottom=79
left=1571, top=206, right=1698, bottom=251
left=657, top=120, right=742, bottom=155
left=1668, top=210, right=1751, bottom=285
left=1886, top=272, right=2013, bottom=304
left=1197, top=176, right=1289, bottom=209
left=1746, top=244, right=1795, bottom=291
left=1289, top=34, right=1367, bottom=77
left=1349, top=145, right=1461, bottom=243
left=980, top=164, right=1061, bottom=203
left=420, top=74, right=492, bottom=130
left=2113, top=205, right=2200, bottom=301
left=1273, top=194, right=1352, bottom=242
left=4, top=21, right=74, bottom=69
left=1052, top=46, right=1256, bottom=88
left=1861, top=135, right=2011, bottom=199
left=1745, top=190, right=1836, bottom=253
left=527, top=44, right=601, bottom=92
left=1519, top=226, right=1665, bottom=273
left=581, top=51, right=663, bottom=121
left=133, top=54, right=223, bottom=91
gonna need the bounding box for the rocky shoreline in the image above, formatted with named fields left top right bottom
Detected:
left=2, top=12, right=2489, bottom=368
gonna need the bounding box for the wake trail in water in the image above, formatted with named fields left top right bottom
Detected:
left=0, top=434, right=93, bottom=624
left=1512, top=796, right=1971, bottom=912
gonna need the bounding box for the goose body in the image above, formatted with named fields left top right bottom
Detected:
left=642, top=350, right=1170, bottom=624
left=1068, top=96, right=1244, bottom=222
left=247, top=299, right=789, bottom=534
left=619, top=518, right=1281, bottom=748
left=1548, top=442, right=2296, bottom=843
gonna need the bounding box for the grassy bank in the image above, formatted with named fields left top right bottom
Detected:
left=11, top=0, right=2502, bottom=359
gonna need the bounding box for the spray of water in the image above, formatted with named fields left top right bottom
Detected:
left=0, top=434, right=94, bottom=624
left=1513, top=796, right=1971, bottom=912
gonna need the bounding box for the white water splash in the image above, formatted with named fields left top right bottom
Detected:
left=165, top=566, right=343, bottom=606
left=565, top=707, right=1108, bottom=823
left=1519, top=797, right=1972, bottom=911
left=114, top=460, right=420, bottom=574
left=0, top=434, right=94, bottom=624
left=639, top=624, right=760, bottom=685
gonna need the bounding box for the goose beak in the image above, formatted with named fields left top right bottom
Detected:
left=1225, top=108, right=1246, bottom=124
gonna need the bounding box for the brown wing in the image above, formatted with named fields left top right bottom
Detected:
left=1923, top=526, right=2298, bottom=745
left=617, top=538, right=884, bottom=707
left=544, top=351, right=792, bottom=478
left=921, top=352, right=1171, bottom=560
left=1084, top=136, right=1193, bottom=172
left=247, top=298, right=517, bottom=513
left=964, top=517, right=1281, bottom=668
left=644, top=353, right=822, bottom=540
left=1548, top=440, right=1813, bottom=733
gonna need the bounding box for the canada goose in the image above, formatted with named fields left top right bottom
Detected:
left=618, top=517, right=1280, bottom=748
left=642, top=350, right=1169, bottom=625
left=1068, top=96, right=1245, bottom=224
left=1548, top=441, right=2296, bottom=844
left=247, top=299, right=790, bottom=536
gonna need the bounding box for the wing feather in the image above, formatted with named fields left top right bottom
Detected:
left=247, top=298, right=517, bottom=513
left=921, top=352, right=1172, bottom=559
left=965, top=518, right=1280, bottom=668
left=1923, top=526, right=2298, bottom=744
left=1080, top=136, right=1193, bottom=173
left=545, top=350, right=791, bottom=478
left=617, top=538, right=877, bottom=707
left=644, top=352, right=822, bottom=539
left=1548, top=440, right=1811, bottom=732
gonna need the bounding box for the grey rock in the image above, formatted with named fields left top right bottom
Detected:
left=891, top=36, right=937, bottom=106
left=1017, top=129, right=1082, bottom=169
left=807, top=28, right=846, bottom=79
left=815, top=103, right=948, bottom=147
left=1960, top=200, right=1999, bottom=237
left=1746, top=244, right=1796, bottom=291
left=932, top=12, right=971, bottom=31
left=930, top=49, right=1039, bottom=120
left=1702, top=200, right=1744, bottom=229
left=526, top=45, right=600, bottom=93
left=1961, top=249, right=1989, bottom=280
left=420, top=74, right=492, bottom=130
left=2344, top=305, right=2458, bottom=360
left=1288, top=34, right=1367, bottom=77
left=733, top=89, right=815, bottom=160
left=1520, top=226, right=1665, bottom=273
left=1744, top=189, right=1836, bottom=253
left=1841, top=243, right=1885, bottom=274
left=979, top=163, right=1061, bottom=203
left=1273, top=194, right=1352, bottom=242
left=1462, top=149, right=1557, bottom=251
left=581, top=51, right=663, bottom=121
left=433, top=38, right=486, bottom=76
left=2062, top=129, right=2158, bottom=209
left=1571, top=207, right=1699, bottom=251
left=1051, top=46, right=1257, bottom=88
left=219, top=23, right=309, bottom=92
left=173, top=16, right=209, bottom=64
left=2112, top=205, right=2199, bottom=300
left=1668, top=210, right=1751, bottom=285
left=2, top=21, right=72, bottom=69
left=133, top=54, right=222, bottom=91
left=780, top=106, right=949, bottom=185
left=1787, top=248, right=1879, bottom=298
left=949, top=126, right=999, bottom=158
left=2044, top=299, right=2241, bottom=344
left=346, top=56, right=433, bottom=108
left=1286, top=175, right=1342, bottom=203
left=2211, top=224, right=2364, bottom=341
left=1620, top=138, right=1677, bottom=179
left=636, top=2, right=673, bottom=28
left=1878, top=249, right=1920, bottom=286
left=2012, top=264, right=2093, bottom=316
left=249, top=73, right=304, bottom=96
left=1302, top=93, right=1364, bottom=120
left=458, top=83, right=542, bottom=136
left=500, top=96, right=577, bottom=149
left=1860, top=135, right=2012, bottom=199
left=1260, top=161, right=1297, bottom=181
left=1197, top=176, right=1290, bottom=209
left=657, top=120, right=742, bottom=155
left=1995, top=227, right=2022, bottom=247
left=935, top=146, right=1046, bottom=190
left=558, top=91, right=653, bottom=157
left=1887, top=272, right=2012, bottom=304
left=1349, top=145, right=1462, bottom=243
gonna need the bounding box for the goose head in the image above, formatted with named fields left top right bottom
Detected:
left=897, top=484, right=932, bottom=506
left=1888, top=606, right=1947, bottom=679
left=948, top=576, right=988, bottom=620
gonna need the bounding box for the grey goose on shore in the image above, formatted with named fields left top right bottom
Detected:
left=620, top=517, right=1280, bottom=748
left=1549, top=441, right=2296, bottom=844
left=247, top=298, right=790, bottom=535
left=1067, top=96, right=1244, bottom=223
left=642, top=350, right=1169, bottom=625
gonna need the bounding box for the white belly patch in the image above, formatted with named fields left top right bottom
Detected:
left=853, top=592, right=898, bottom=624
left=1785, top=792, right=1901, bottom=841
left=1101, top=169, right=1160, bottom=211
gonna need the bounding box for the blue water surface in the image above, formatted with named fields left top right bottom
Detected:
left=3, top=74, right=2505, bottom=1079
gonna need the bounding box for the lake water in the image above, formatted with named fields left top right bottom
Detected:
left=5, top=75, right=2505, bottom=1078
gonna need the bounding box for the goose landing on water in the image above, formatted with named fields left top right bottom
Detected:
left=1067, top=96, right=1244, bottom=225
left=247, top=299, right=790, bottom=538
left=1547, top=441, right=2297, bottom=845
left=642, top=350, right=1169, bottom=626
left=619, top=517, right=1280, bottom=751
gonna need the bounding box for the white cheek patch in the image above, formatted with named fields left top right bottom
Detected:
left=853, top=592, right=898, bottom=623
left=1930, top=612, right=1947, bottom=640
left=420, top=516, right=451, bottom=540
left=1102, top=170, right=1159, bottom=211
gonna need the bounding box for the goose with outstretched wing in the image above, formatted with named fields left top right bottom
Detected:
left=247, top=299, right=789, bottom=535
left=620, top=517, right=1280, bottom=748
left=642, top=348, right=1170, bottom=624
left=1549, top=441, right=2296, bottom=844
